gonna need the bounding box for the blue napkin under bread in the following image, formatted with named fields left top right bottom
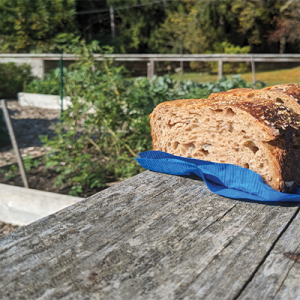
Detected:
left=136, top=151, right=300, bottom=202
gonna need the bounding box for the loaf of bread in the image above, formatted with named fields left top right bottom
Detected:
left=150, top=88, right=300, bottom=192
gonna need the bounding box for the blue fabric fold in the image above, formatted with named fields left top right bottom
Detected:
left=136, top=151, right=300, bottom=202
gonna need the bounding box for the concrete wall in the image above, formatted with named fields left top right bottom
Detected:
left=0, top=58, right=44, bottom=78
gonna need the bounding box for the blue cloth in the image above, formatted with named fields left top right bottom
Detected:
left=136, top=151, right=300, bottom=202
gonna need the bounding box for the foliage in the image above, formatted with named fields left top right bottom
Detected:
left=0, top=62, right=35, bottom=98
left=33, top=42, right=253, bottom=195
left=105, top=0, right=177, bottom=53
left=34, top=33, right=81, bottom=54
left=152, top=0, right=242, bottom=55
left=25, top=69, right=61, bottom=95
left=231, top=0, right=273, bottom=46
left=2, top=0, right=300, bottom=54
left=0, top=156, right=41, bottom=180
left=268, top=1, right=300, bottom=54
left=23, top=156, right=42, bottom=172
left=207, top=41, right=251, bottom=74
left=149, top=0, right=300, bottom=54
left=0, top=0, right=77, bottom=53
left=0, top=164, right=19, bottom=180
left=150, top=2, right=193, bottom=54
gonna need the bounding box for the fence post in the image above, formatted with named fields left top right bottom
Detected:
left=151, top=60, right=155, bottom=78
left=147, top=62, right=151, bottom=79
left=251, top=55, right=256, bottom=89
left=59, top=56, right=64, bottom=119
left=41, top=58, right=45, bottom=80
left=1, top=99, right=29, bottom=188
left=218, top=59, right=223, bottom=80
left=147, top=60, right=155, bottom=79
left=180, top=61, right=184, bottom=76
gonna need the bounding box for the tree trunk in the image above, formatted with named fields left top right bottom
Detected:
left=280, top=35, right=286, bottom=54
left=110, top=6, right=116, bottom=38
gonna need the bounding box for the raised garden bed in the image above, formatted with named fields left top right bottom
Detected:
left=18, top=92, right=71, bottom=110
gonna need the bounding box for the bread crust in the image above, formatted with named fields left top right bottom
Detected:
left=265, top=84, right=300, bottom=186
left=208, top=87, right=300, bottom=119
left=263, top=83, right=300, bottom=103
left=150, top=96, right=300, bottom=192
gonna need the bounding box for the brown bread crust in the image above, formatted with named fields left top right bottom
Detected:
left=263, top=83, right=300, bottom=103
left=208, top=87, right=300, bottom=119
left=150, top=97, right=300, bottom=192
left=266, top=84, right=300, bottom=187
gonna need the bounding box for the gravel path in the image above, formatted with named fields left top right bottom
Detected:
left=0, top=100, right=60, bottom=167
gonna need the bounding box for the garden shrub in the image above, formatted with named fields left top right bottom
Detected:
left=38, top=41, right=256, bottom=195
left=25, top=68, right=61, bottom=95
left=0, top=62, right=35, bottom=98
left=191, top=41, right=251, bottom=74
left=209, top=41, right=251, bottom=74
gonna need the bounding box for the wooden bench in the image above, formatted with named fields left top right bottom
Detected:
left=1, top=170, right=300, bottom=299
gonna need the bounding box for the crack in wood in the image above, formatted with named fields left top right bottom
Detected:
left=234, top=206, right=300, bottom=300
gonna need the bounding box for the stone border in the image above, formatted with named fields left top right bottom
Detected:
left=18, top=92, right=72, bottom=110
left=0, top=183, right=83, bottom=225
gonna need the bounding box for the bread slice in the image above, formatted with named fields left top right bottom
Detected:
left=150, top=98, right=300, bottom=192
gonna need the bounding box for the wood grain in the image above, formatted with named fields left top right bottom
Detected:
left=239, top=205, right=300, bottom=300
left=0, top=171, right=298, bottom=300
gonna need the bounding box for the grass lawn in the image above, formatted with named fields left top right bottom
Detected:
left=170, top=66, right=300, bottom=87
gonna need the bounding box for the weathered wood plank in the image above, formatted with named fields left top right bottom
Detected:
left=177, top=204, right=297, bottom=300
left=238, top=206, right=300, bottom=300
left=0, top=171, right=235, bottom=298
left=0, top=171, right=298, bottom=299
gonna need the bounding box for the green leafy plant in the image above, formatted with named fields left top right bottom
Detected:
left=207, top=41, right=251, bottom=74
left=1, top=164, right=19, bottom=180
left=0, top=156, right=42, bottom=180
left=0, top=0, right=77, bottom=53
left=0, top=62, right=35, bottom=98
left=24, top=69, right=62, bottom=95
left=23, top=156, right=42, bottom=172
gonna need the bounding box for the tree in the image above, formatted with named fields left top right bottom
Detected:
left=208, top=41, right=250, bottom=73
left=108, top=0, right=174, bottom=53
left=231, top=0, right=273, bottom=48
left=150, top=2, right=195, bottom=54
left=75, top=0, right=111, bottom=45
left=0, top=0, right=77, bottom=53
left=268, top=0, right=300, bottom=53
